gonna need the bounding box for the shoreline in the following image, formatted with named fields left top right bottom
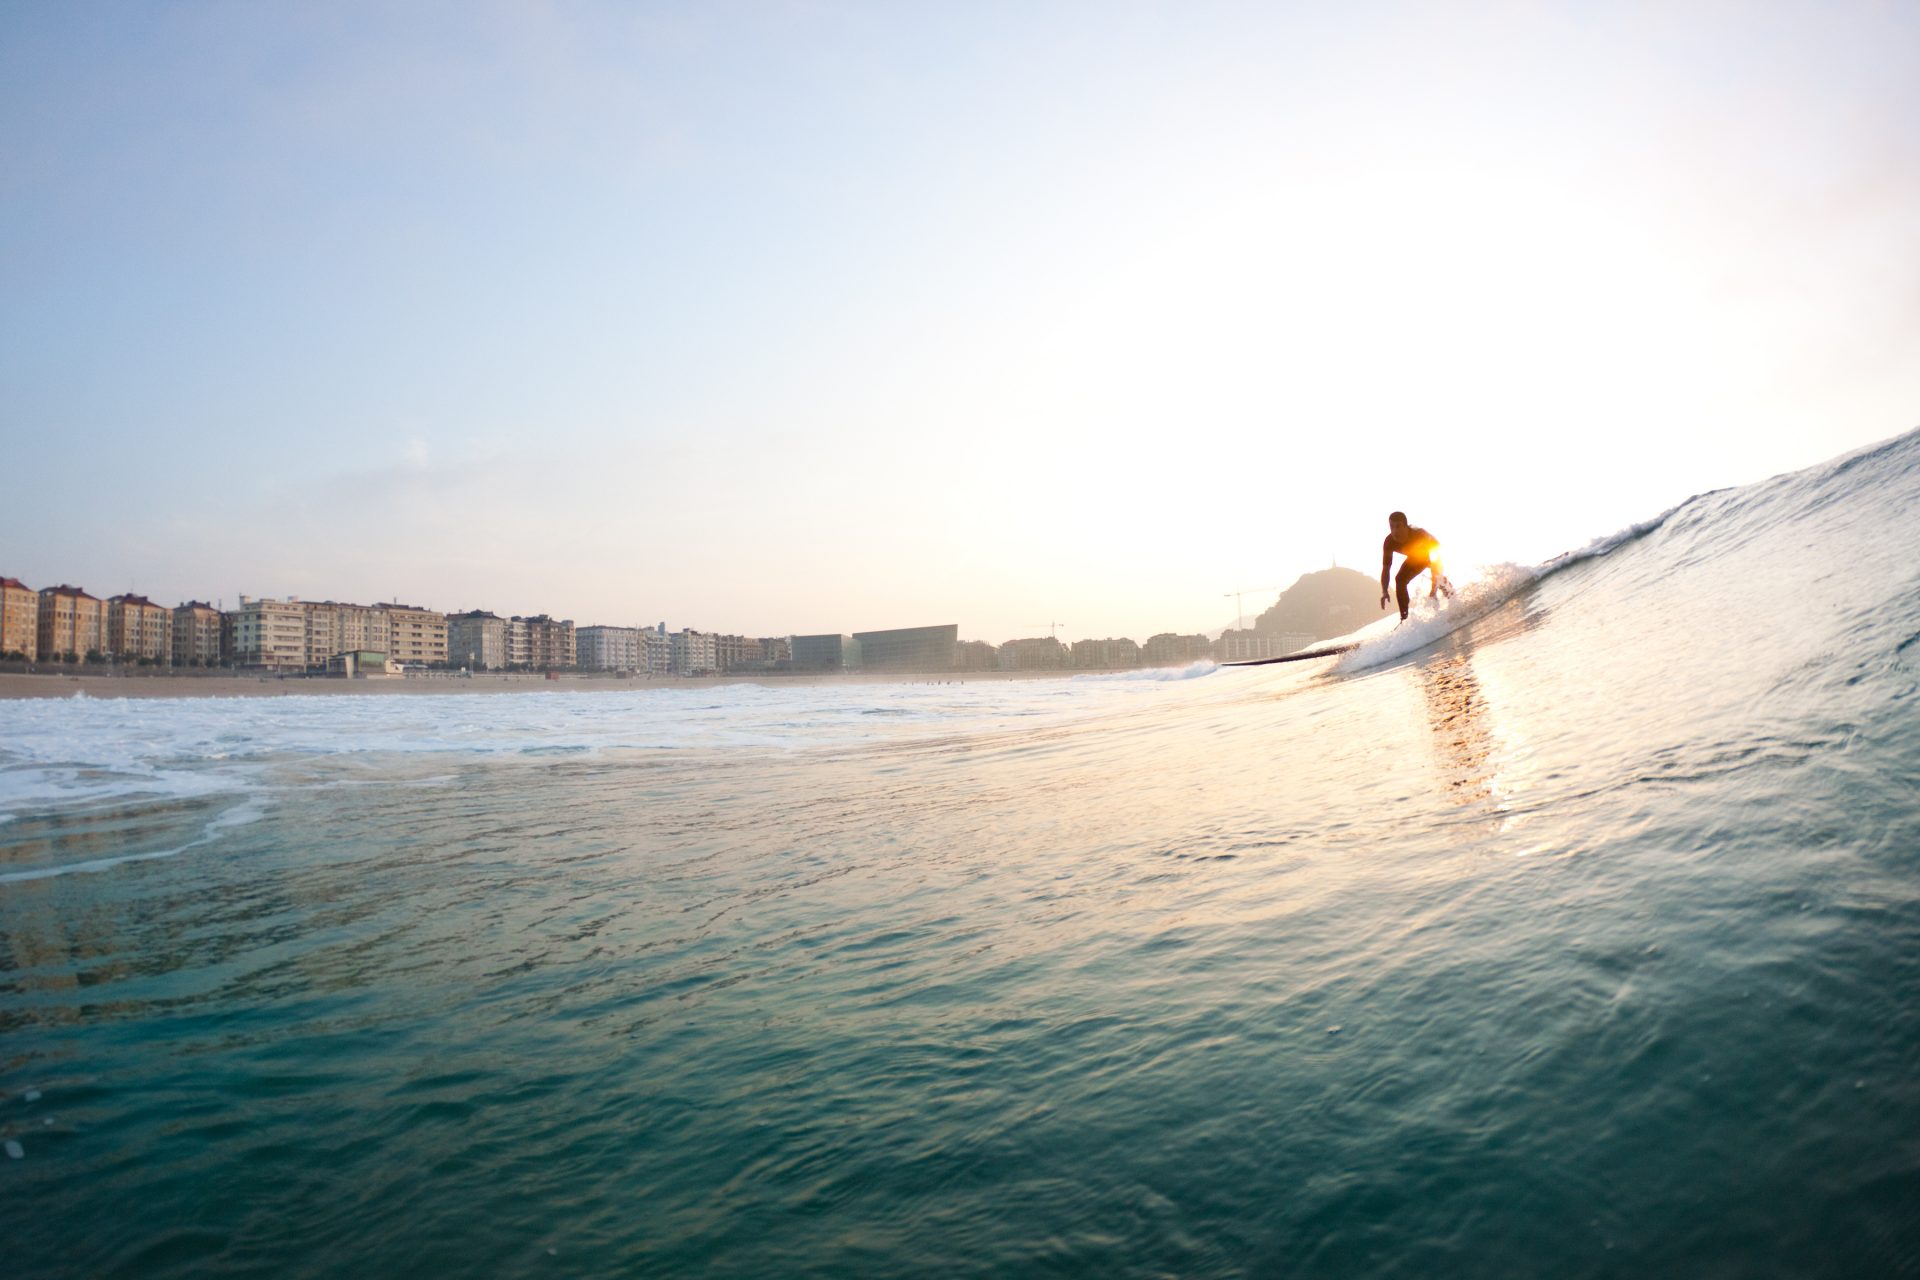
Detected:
left=0, top=667, right=1125, bottom=701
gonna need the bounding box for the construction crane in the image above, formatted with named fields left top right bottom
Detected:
left=1222, top=587, right=1281, bottom=631
left=1027, top=621, right=1066, bottom=640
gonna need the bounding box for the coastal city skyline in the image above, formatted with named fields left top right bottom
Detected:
left=0, top=565, right=1327, bottom=674
left=4, top=4, right=1916, bottom=642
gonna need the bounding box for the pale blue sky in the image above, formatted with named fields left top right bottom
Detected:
left=4, top=1, right=1916, bottom=641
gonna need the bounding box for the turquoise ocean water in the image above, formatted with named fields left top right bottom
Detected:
left=3, top=431, right=1919, bottom=1277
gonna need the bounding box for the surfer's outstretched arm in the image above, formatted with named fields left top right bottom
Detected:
left=1429, top=552, right=1445, bottom=597
left=1379, top=544, right=1393, bottom=610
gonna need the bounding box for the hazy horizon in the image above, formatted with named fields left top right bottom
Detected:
left=4, top=2, right=1916, bottom=643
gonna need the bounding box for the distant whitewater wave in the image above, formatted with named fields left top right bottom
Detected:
left=1074, top=661, right=1218, bottom=683
left=0, top=676, right=1208, bottom=822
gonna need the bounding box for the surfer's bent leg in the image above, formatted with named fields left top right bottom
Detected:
left=1394, top=559, right=1424, bottom=621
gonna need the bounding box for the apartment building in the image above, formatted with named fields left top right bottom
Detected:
left=107, top=594, right=173, bottom=664
left=529, top=615, right=575, bottom=669
left=671, top=628, right=718, bottom=676
left=1142, top=633, right=1214, bottom=666
left=712, top=634, right=760, bottom=673
left=448, top=610, right=507, bottom=670
left=997, top=636, right=1069, bottom=670
left=954, top=640, right=997, bottom=671
left=0, top=577, right=38, bottom=659
left=304, top=601, right=387, bottom=663
left=172, top=601, right=225, bottom=666
left=383, top=604, right=449, bottom=667
left=37, top=585, right=106, bottom=661
left=706, top=635, right=792, bottom=673
left=1215, top=629, right=1307, bottom=663
left=229, top=596, right=309, bottom=670
left=1070, top=637, right=1142, bottom=669
left=512, top=615, right=574, bottom=669
left=1269, top=630, right=1316, bottom=656
left=577, top=625, right=642, bottom=671
left=641, top=627, right=672, bottom=677
left=503, top=617, right=532, bottom=668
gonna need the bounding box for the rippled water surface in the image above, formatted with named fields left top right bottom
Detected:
left=5, top=433, right=1920, bottom=1277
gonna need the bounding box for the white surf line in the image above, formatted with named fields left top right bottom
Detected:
left=0, top=798, right=267, bottom=886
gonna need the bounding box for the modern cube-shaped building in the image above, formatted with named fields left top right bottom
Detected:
left=791, top=633, right=861, bottom=672
left=852, top=624, right=958, bottom=672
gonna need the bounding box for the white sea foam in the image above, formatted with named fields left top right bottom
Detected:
left=1328, top=506, right=1684, bottom=674
left=0, top=678, right=1198, bottom=823
left=1073, top=661, right=1218, bottom=683
left=1333, top=562, right=1541, bottom=673
left=0, top=796, right=268, bottom=885
left=0, top=763, right=249, bottom=816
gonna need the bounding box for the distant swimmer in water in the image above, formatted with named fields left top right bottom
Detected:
left=1380, top=511, right=1452, bottom=622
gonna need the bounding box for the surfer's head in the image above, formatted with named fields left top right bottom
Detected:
left=1388, top=511, right=1408, bottom=530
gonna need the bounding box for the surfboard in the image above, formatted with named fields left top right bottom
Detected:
left=1220, top=643, right=1358, bottom=667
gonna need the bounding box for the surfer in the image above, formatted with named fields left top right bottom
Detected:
left=1380, top=511, right=1450, bottom=622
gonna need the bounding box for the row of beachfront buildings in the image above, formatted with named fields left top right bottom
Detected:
left=1, top=580, right=229, bottom=668
left=0, top=575, right=1307, bottom=675
left=0, top=578, right=795, bottom=676
left=983, top=629, right=1311, bottom=669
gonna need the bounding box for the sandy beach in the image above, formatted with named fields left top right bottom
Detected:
left=0, top=667, right=1099, bottom=700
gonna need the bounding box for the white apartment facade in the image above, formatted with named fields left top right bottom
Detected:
left=1215, top=629, right=1312, bottom=662
left=504, top=617, right=532, bottom=667
left=230, top=597, right=309, bottom=670
left=577, top=625, right=642, bottom=671
left=229, top=597, right=448, bottom=670
left=641, top=628, right=672, bottom=677
left=671, top=628, right=718, bottom=676
left=304, top=601, right=386, bottom=663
